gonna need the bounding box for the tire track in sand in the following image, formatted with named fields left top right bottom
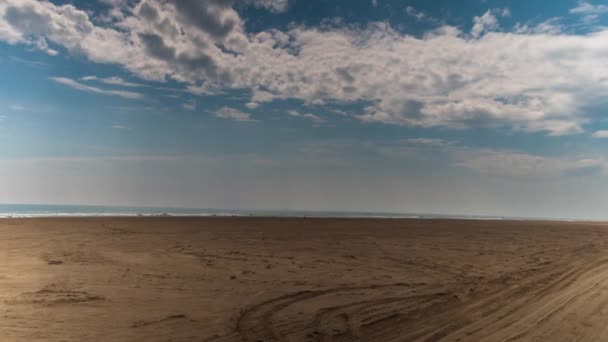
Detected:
left=237, top=254, right=608, bottom=342
left=236, top=283, right=457, bottom=342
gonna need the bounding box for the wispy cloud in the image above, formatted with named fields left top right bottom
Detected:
left=182, top=99, right=196, bottom=111
left=9, top=104, right=25, bottom=111
left=8, top=56, right=47, bottom=68
left=242, top=0, right=289, bottom=13
left=81, top=75, right=187, bottom=96
left=287, top=110, right=325, bottom=124
left=100, top=76, right=143, bottom=87
left=570, top=1, right=608, bottom=15
left=245, top=102, right=259, bottom=109
left=111, top=125, right=129, bottom=130
left=350, top=138, right=607, bottom=179
left=215, top=107, right=256, bottom=122
left=404, top=6, right=434, bottom=23
left=471, top=10, right=500, bottom=38
left=592, top=130, right=608, bottom=138
left=293, top=138, right=607, bottom=181
left=570, top=1, right=608, bottom=24
left=404, top=138, right=457, bottom=147
left=81, top=76, right=143, bottom=88
left=453, top=149, right=606, bottom=178
left=49, top=77, right=144, bottom=100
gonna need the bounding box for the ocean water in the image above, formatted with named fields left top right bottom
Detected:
left=0, top=203, right=483, bottom=219
left=0, top=204, right=244, bottom=218
left=0, top=204, right=571, bottom=221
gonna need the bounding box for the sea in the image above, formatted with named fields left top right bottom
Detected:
left=0, top=204, right=577, bottom=221
left=0, top=204, right=433, bottom=218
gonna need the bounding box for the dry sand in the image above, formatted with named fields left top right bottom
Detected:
left=2, top=217, right=608, bottom=341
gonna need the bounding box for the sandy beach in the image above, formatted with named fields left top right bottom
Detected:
left=2, top=217, right=608, bottom=341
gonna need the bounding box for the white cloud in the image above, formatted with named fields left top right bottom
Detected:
left=81, top=75, right=142, bottom=87
left=287, top=110, right=325, bottom=123
left=404, top=5, right=446, bottom=24
left=99, top=76, right=142, bottom=87
left=372, top=0, right=378, bottom=8
left=9, top=104, right=25, bottom=111
left=250, top=90, right=276, bottom=104
left=405, top=6, right=429, bottom=22
left=404, top=138, right=455, bottom=147
left=242, top=0, right=290, bottom=13
left=471, top=10, right=499, bottom=38
left=8, top=55, right=47, bottom=68
left=592, top=130, right=608, bottom=138
left=99, top=0, right=128, bottom=6
left=111, top=125, right=129, bottom=129
left=182, top=99, right=196, bottom=110
left=514, top=18, right=563, bottom=35
left=499, top=8, right=511, bottom=18
left=215, top=106, right=255, bottom=122
left=582, top=14, right=600, bottom=24
left=570, top=1, right=608, bottom=15
left=31, top=36, right=58, bottom=55
left=3, top=1, right=608, bottom=135
left=245, top=101, right=259, bottom=109
left=570, top=1, right=608, bottom=24
left=49, top=77, right=144, bottom=99
left=332, top=109, right=348, bottom=116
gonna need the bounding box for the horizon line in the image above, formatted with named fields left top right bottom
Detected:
left=0, top=203, right=603, bottom=222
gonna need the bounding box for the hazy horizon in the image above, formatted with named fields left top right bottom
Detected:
left=0, top=202, right=602, bottom=222
left=3, top=0, right=608, bottom=220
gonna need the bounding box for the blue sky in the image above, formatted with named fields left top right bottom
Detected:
left=2, top=0, right=608, bottom=219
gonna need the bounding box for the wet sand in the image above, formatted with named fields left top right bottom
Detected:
left=2, top=217, right=608, bottom=341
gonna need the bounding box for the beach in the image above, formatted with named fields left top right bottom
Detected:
left=2, top=217, right=608, bottom=341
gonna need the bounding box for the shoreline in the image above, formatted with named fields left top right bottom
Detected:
left=0, top=203, right=597, bottom=222
left=0, top=214, right=603, bottom=223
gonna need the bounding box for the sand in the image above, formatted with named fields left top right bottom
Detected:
left=2, top=217, right=608, bottom=341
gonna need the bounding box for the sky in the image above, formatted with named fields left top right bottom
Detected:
left=3, top=0, right=608, bottom=219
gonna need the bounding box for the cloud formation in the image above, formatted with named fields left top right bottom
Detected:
left=182, top=99, right=196, bottom=111
left=570, top=1, right=608, bottom=15
left=287, top=110, right=325, bottom=123
left=592, top=130, right=608, bottom=138
left=570, top=1, right=608, bottom=24
left=3, top=1, right=608, bottom=134
left=404, top=6, right=431, bottom=22
left=242, top=0, right=290, bottom=13
left=215, top=106, right=255, bottom=122
left=49, top=77, right=144, bottom=99
left=81, top=76, right=143, bottom=87
left=404, top=138, right=456, bottom=147
left=471, top=11, right=499, bottom=38
left=453, top=149, right=606, bottom=178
